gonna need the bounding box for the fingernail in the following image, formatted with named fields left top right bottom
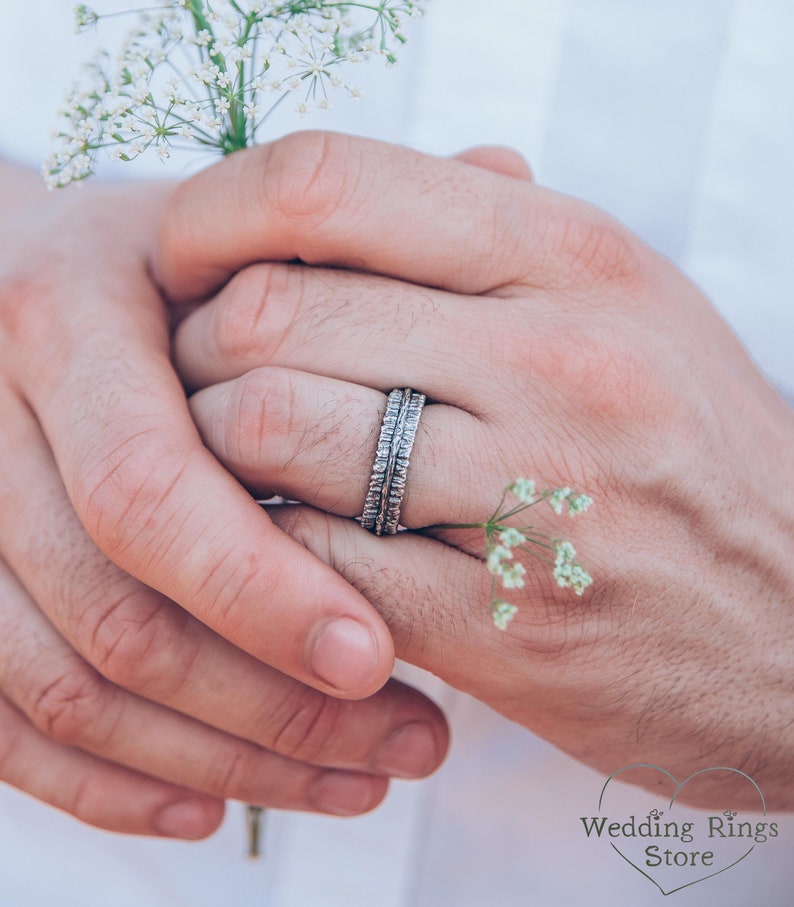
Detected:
left=309, top=617, right=379, bottom=692
left=155, top=799, right=213, bottom=839
left=311, top=773, right=381, bottom=816
left=374, top=721, right=439, bottom=778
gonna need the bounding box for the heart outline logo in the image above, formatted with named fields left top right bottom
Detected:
left=598, top=764, right=766, bottom=896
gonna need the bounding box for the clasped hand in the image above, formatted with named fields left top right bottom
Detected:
left=0, top=159, right=447, bottom=839
left=1, top=130, right=792, bottom=842
left=156, top=132, right=794, bottom=811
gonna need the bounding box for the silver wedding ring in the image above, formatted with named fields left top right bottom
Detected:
left=360, top=388, right=426, bottom=535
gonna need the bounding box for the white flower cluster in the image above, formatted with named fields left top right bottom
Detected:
left=510, top=477, right=592, bottom=515
left=46, top=0, right=426, bottom=188
left=482, top=477, right=593, bottom=630
left=552, top=540, right=592, bottom=596
left=490, top=600, right=518, bottom=632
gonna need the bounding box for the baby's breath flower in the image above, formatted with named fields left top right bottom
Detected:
left=500, top=561, right=527, bottom=589
left=567, top=493, right=593, bottom=515
left=510, top=477, right=537, bottom=504
left=47, top=1, right=428, bottom=187
left=486, top=544, right=513, bottom=574
left=491, top=600, right=518, bottom=631
left=498, top=527, right=526, bottom=548
left=553, top=541, right=592, bottom=595
left=548, top=487, right=572, bottom=515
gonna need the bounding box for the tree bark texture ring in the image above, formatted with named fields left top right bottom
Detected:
left=359, top=388, right=426, bottom=535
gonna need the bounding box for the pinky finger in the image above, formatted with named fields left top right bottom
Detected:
left=0, top=696, right=224, bottom=839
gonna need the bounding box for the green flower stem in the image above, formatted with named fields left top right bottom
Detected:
left=423, top=522, right=489, bottom=532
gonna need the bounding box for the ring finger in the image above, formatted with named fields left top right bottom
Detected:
left=188, top=366, right=504, bottom=528
left=172, top=261, right=528, bottom=407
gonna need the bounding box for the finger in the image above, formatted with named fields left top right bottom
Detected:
left=0, top=695, right=225, bottom=838
left=157, top=131, right=564, bottom=302
left=10, top=263, right=393, bottom=699
left=188, top=367, right=497, bottom=527
left=453, top=146, right=534, bottom=181
left=0, top=559, right=391, bottom=817
left=172, top=262, right=507, bottom=401
left=265, top=505, right=569, bottom=706
left=0, top=389, right=448, bottom=778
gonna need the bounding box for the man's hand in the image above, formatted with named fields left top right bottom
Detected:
left=157, top=132, right=794, bottom=810
left=0, top=162, right=448, bottom=837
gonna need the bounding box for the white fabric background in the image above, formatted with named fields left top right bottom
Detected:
left=0, top=1, right=792, bottom=905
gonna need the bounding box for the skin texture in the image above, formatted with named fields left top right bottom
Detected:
left=156, top=131, right=794, bottom=811
left=0, top=160, right=449, bottom=839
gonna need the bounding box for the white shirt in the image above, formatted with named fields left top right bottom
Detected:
left=1, top=2, right=792, bottom=905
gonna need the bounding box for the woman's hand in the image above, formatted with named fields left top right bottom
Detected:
left=0, top=162, right=448, bottom=837
left=156, top=132, right=794, bottom=810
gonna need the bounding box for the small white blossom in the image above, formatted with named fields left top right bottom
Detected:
left=501, top=562, right=526, bottom=589
left=498, top=527, right=527, bottom=548
left=486, top=545, right=513, bottom=575
left=468, top=478, right=594, bottom=629
left=491, top=601, right=518, bottom=631
left=567, top=493, right=593, bottom=515
left=510, top=478, right=537, bottom=504
left=553, top=541, right=593, bottom=596
left=548, top=487, right=573, bottom=515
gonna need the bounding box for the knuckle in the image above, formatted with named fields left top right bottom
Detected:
left=535, top=317, right=661, bottom=434
left=587, top=335, right=667, bottom=441
left=214, top=263, right=295, bottom=365
left=66, top=775, right=102, bottom=827
left=267, top=688, right=344, bottom=762
left=275, top=506, right=336, bottom=565
left=477, top=192, right=536, bottom=290
left=0, top=268, right=60, bottom=352
left=199, top=543, right=281, bottom=633
left=29, top=664, right=109, bottom=748
left=572, top=322, right=657, bottom=419
left=223, top=366, right=298, bottom=466
left=554, top=212, right=641, bottom=289
left=205, top=747, right=267, bottom=799
left=82, top=587, right=195, bottom=696
left=266, top=131, right=353, bottom=231
left=71, top=427, right=191, bottom=566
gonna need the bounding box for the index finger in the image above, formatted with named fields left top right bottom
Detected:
left=156, top=131, right=560, bottom=302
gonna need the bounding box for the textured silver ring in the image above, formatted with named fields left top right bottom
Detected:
left=360, top=388, right=426, bottom=535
